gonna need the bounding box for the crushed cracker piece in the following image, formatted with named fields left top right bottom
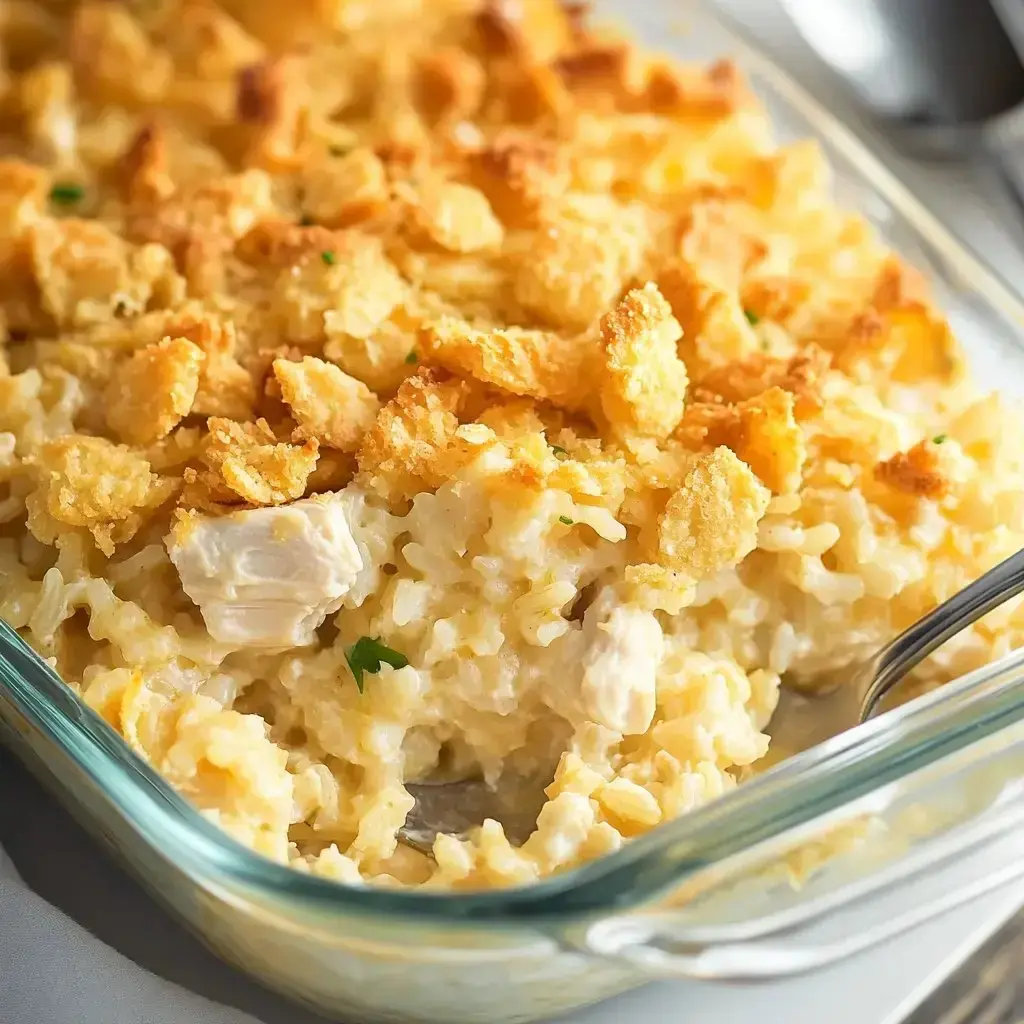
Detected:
left=875, top=440, right=951, bottom=501
left=415, top=47, right=485, bottom=124
left=29, top=217, right=182, bottom=329
left=355, top=369, right=470, bottom=504
left=182, top=418, right=319, bottom=510
left=468, top=130, right=569, bottom=228
left=401, top=179, right=504, bottom=254
left=299, top=148, right=389, bottom=228
left=274, top=356, right=380, bottom=451
left=272, top=231, right=407, bottom=344
left=26, top=434, right=178, bottom=555
left=421, top=316, right=594, bottom=410
left=515, top=194, right=649, bottom=328
left=599, top=283, right=688, bottom=439
left=657, top=446, right=769, bottom=578
left=106, top=336, right=204, bottom=446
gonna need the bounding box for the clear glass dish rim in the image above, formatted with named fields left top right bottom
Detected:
left=4, top=0, right=1024, bottom=929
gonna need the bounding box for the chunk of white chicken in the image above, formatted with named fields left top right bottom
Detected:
left=546, top=587, right=663, bottom=735
left=166, top=494, right=363, bottom=648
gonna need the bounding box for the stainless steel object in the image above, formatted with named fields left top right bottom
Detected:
left=776, top=0, right=1024, bottom=242
left=778, top=0, right=1024, bottom=157
left=400, top=548, right=1024, bottom=853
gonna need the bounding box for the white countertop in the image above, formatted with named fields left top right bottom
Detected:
left=3, top=5, right=1024, bottom=1024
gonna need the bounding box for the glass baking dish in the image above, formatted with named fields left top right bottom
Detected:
left=3, top=2, right=1024, bottom=1022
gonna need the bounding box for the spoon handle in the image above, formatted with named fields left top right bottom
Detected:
left=862, top=548, right=1024, bottom=714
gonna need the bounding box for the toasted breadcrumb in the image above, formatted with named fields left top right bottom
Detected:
left=356, top=369, right=468, bottom=503
left=106, top=337, right=204, bottom=446
left=657, top=446, right=770, bottom=578
left=26, top=435, right=178, bottom=554
left=273, top=356, right=380, bottom=451
left=599, top=283, right=688, bottom=439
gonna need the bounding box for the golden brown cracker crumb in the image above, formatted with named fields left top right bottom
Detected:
left=468, top=131, right=569, bottom=228
left=415, top=47, right=485, bottom=125
left=235, top=53, right=309, bottom=169
left=476, top=0, right=574, bottom=61
left=299, top=148, right=389, bottom=229
left=875, top=440, right=951, bottom=501
left=29, top=217, right=183, bottom=330
left=272, top=231, right=407, bottom=344
left=599, top=283, right=688, bottom=440
left=70, top=2, right=172, bottom=105
left=105, top=336, right=204, bottom=447
left=273, top=355, right=380, bottom=452
left=693, top=347, right=831, bottom=419
left=355, top=369, right=469, bottom=504
left=183, top=417, right=319, bottom=510
left=514, top=194, right=649, bottom=328
left=657, top=445, right=770, bottom=578
left=640, top=57, right=749, bottom=118
left=26, top=434, right=178, bottom=555
left=118, top=123, right=175, bottom=204
left=732, top=387, right=806, bottom=495
left=235, top=219, right=350, bottom=268
left=400, top=179, right=504, bottom=254
left=166, top=312, right=256, bottom=421
left=421, top=316, right=595, bottom=410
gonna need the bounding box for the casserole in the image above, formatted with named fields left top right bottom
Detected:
left=3, top=1, right=1024, bottom=1021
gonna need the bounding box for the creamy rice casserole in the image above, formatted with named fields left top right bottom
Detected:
left=0, top=0, right=1022, bottom=891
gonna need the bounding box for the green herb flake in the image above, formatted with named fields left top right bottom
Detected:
left=558, top=515, right=574, bottom=526
left=329, top=144, right=352, bottom=157
left=49, top=182, right=84, bottom=207
left=405, top=350, right=418, bottom=365
left=345, top=636, right=409, bottom=693
left=299, top=213, right=315, bottom=226
left=743, top=308, right=760, bottom=326
left=932, top=433, right=948, bottom=445
left=320, top=250, right=336, bottom=266
left=550, top=444, right=568, bottom=457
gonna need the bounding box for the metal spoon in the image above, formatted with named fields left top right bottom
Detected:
left=399, top=548, right=1024, bottom=854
